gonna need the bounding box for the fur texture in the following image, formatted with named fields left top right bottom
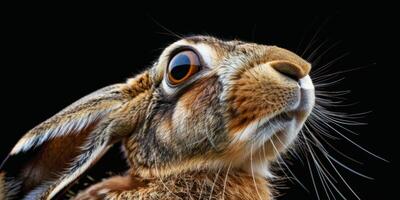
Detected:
left=1, top=36, right=314, bottom=199
left=74, top=170, right=271, bottom=200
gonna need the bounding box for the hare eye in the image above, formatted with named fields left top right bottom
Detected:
left=167, top=50, right=201, bottom=85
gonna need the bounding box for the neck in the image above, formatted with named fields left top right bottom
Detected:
left=140, top=169, right=272, bottom=200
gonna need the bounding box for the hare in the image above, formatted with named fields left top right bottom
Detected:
left=0, top=36, right=314, bottom=200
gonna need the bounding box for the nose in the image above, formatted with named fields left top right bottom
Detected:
left=267, top=46, right=311, bottom=80
left=269, top=60, right=310, bottom=80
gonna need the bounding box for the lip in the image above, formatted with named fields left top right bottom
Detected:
left=290, top=76, right=315, bottom=113
left=298, top=76, right=315, bottom=111
left=299, top=75, right=314, bottom=90
left=275, top=111, right=295, bottom=121
left=234, top=76, right=316, bottom=155
left=279, top=76, right=315, bottom=121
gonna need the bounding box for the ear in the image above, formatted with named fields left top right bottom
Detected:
left=0, top=72, right=152, bottom=200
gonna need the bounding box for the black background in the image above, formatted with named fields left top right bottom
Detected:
left=1, top=2, right=397, bottom=199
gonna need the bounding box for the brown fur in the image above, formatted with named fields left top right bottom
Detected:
left=0, top=173, right=6, bottom=200
left=1, top=36, right=313, bottom=200
left=74, top=170, right=271, bottom=200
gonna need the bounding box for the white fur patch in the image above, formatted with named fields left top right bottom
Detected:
left=297, top=75, right=315, bottom=114
left=299, top=75, right=314, bottom=90
left=161, top=79, right=175, bottom=95
left=192, top=43, right=214, bottom=68
left=232, top=116, right=271, bottom=142
left=250, top=160, right=274, bottom=178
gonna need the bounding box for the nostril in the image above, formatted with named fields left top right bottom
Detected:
left=269, top=60, right=308, bottom=80
left=277, top=68, right=300, bottom=81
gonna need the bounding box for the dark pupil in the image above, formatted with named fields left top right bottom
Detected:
left=170, top=54, right=191, bottom=80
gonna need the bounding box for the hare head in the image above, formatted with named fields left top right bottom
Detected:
left=1, top=36, right=314, bottom=199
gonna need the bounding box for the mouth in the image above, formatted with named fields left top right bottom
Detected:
left=237, top=78, right=315, bottom=176
left=231, top=75, right=315, bottom=155
left=252, top=76, right=315, bottom=147
left=282, top=75, right=315, bottom=120
left=297, top=75, right=315, bottom=111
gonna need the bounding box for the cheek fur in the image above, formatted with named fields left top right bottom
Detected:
left=172, top=76, right=227, bottom=151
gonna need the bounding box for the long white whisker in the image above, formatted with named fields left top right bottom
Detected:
left=274, top=134, right=305, bottom=165
left=222, top=162, right=232, bottom=200
left=307, top=118, right=340, bottom=139
left=250, top=144, right=264, bottom=200
left=313, top=78, right=346, bottom=88
left=305, top=123, right=371, bottom=179
left=307, top=39, right=330, bottom=61
left=310, top=40, right=342, bottom=67
left=198, top=176, right=207, bottom=200
left=270, top=136, right=309, bottom=192
left=306, top=124, right=363, bottom=164
left=208, top=167, right=222, bottom=200
left=314, top=114, right=387, bottom=161
left=315, top=65, right=372, bottom=81
left=303, top=126, right=339, bottom=182
left=312, top=52, right=350, bottom=78
left=303, top=134, right=348, bottom=200
left=301, top=16, right=333, bottom=57
left=154, top=155, right=181, bottom=199
left=305, top=150, right=321, bottom=200
left=305, top=138, right=335, bottom=200
left=260, top=129, right=299, bottom=183
left=306, top=131, right=363, bottom=199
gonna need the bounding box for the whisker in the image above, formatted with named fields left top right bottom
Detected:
left=184, top=176, right=195, bottom=200
left=198, top=178, right=206, bottom=200
left=306, top=109, right=376, bottom=199
left=301, top=16, right=333, bottom=57
left=312, top=108, right=366, bottom=126
left=262, top=135, right=292, bottom=184
left=307, top=115, right=376, bottom=178
left=309, top=148, right=335, bottom=200
left=307, top=117, right=340, bottom=139
left=313, top=77, right=345, bottom=87
left=306, top=39, right=330, bottom=61
left=303, top=134, right=348, bottom=200
left=313, top=114, right=388, bottom=162
left=311, top=52, right=350, bottom=77
left=325, top=152, right=372, bottom=180
left=154, top=155, right=181, bottom=199
left=296, top=17, right=318, bottom=54
left=306, top=124, right=363, bottom=165
left=310, top=40, right=342, bottom=67
left=208, top=167, right=222, bottom=200
left=270, top=137, right=309, bottom=192
left=305, top=150, right=321, bottom=200
left=306, top=132, right=362, bottom=199
left=314, top=65, right=371, bottom=81
left=274, top=134, right=305, bottom=165
left=260, top=133, right=292, bottom=193
left=222, top=162, right=232, bottom=200
left=250, top=144, right=264, bottom=200
left=303, top=129, right=338, bottom=182
left=147, top=15, right=183, bottom=39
